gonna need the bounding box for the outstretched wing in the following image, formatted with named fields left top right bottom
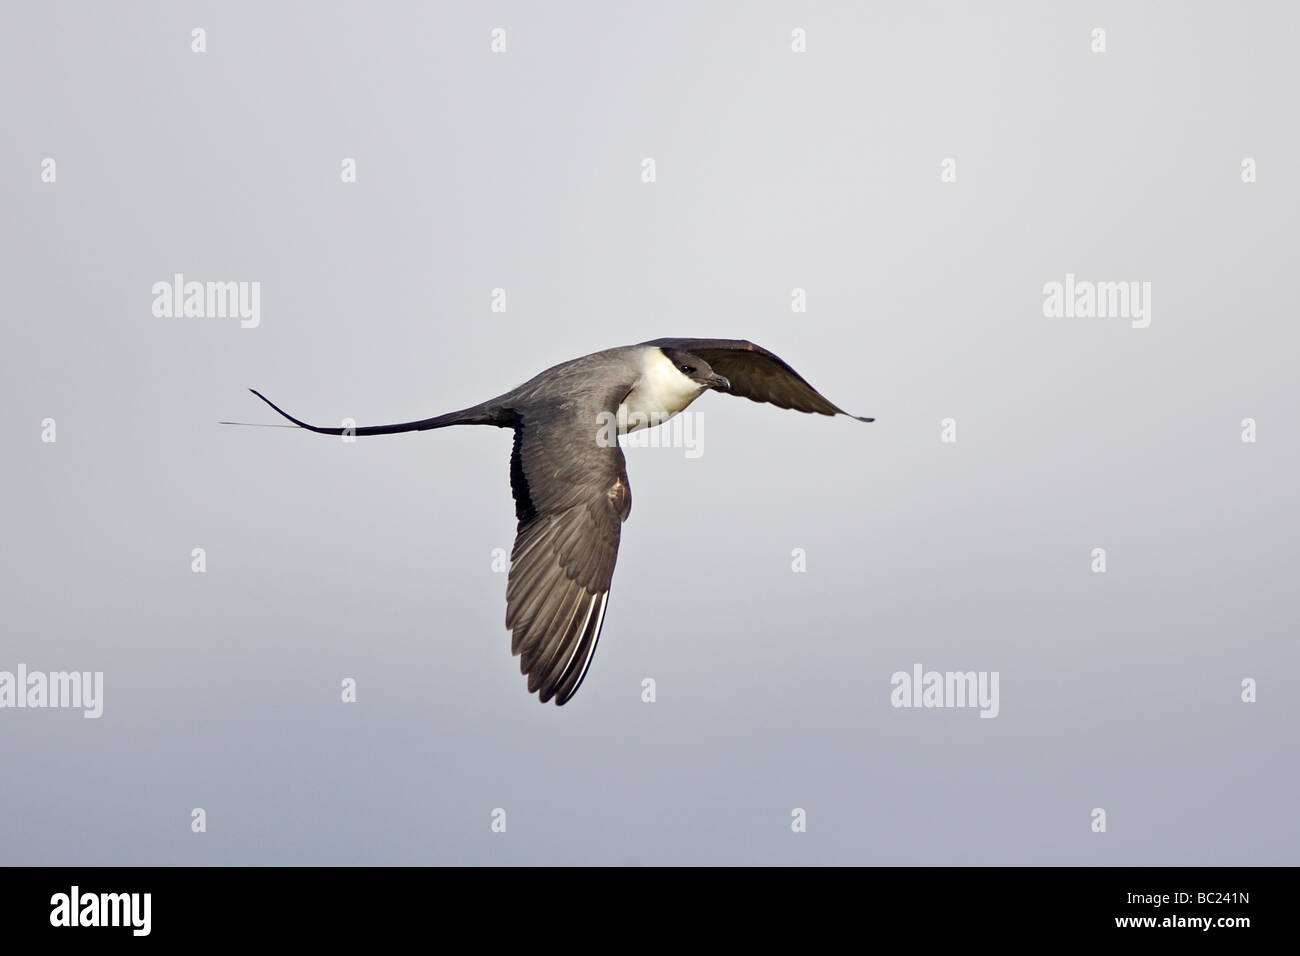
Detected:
left=505, top=396, right=632, bottom=705
left=641, top=337, right=871, bottom=420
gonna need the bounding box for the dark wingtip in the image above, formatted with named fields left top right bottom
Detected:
left=856, top=416, right=875, bottom=423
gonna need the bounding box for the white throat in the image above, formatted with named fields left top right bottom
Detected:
left=616, top=348, right=705, bottom=433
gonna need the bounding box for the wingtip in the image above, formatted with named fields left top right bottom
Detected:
left=856, top=415, right=875, bottom=423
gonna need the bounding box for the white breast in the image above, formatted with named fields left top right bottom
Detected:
left=616, top=348, right=705, bottom=433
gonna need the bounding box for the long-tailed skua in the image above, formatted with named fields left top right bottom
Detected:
left=230, top=338, right=872, bottom=705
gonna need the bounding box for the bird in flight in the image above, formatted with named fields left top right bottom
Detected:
left=234, top=338, right=872, bottom=705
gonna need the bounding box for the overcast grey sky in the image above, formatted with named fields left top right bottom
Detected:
left=2, top=0, right=1296, bottom=865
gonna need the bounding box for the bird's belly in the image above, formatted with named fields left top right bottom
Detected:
left=616, top=387, right=700, bottom=433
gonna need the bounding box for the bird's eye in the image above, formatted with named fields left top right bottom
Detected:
left=682, top=365, right=694, bottom=374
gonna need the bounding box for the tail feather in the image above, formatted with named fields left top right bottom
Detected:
left=237, top=389, right=506, bottom=436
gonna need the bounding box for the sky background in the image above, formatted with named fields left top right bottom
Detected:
left=2, top=0, right=1296, bottom=865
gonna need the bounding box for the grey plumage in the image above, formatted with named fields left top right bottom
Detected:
left=240, top=338, right=870, bottom=705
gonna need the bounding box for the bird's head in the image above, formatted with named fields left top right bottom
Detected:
left=659, top=347, right=730, bottom=392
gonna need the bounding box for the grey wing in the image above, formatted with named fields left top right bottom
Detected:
left=505, top=398, right=632, bottom=705
left=642, top=337, right=870, bottom=419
